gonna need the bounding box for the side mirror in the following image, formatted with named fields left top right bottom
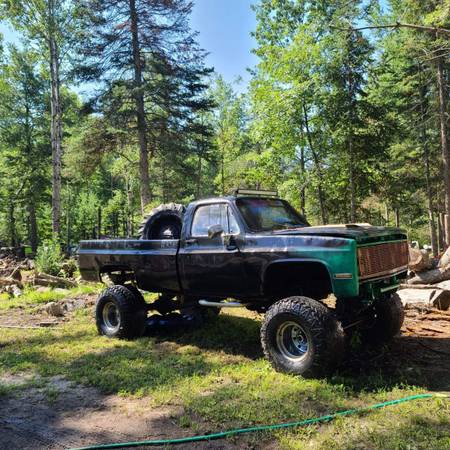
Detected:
left=208, top=224, right=224, bottom=239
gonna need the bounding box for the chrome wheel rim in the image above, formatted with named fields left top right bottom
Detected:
left=102, top=301, right=120, bottom=333
left=276, top=321, right=309, bottom=361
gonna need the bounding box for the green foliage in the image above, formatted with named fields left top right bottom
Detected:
left=35, top=237, right=64, bottom=276
left=0, top=0, right=448, bottom=249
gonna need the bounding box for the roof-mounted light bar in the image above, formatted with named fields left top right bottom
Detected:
left=233, top=188, right=279, bottom=198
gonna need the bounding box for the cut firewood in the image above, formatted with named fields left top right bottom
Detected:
left=32, top=272, right=77, bottom=289
left=407, top=264, right=450, bottom=285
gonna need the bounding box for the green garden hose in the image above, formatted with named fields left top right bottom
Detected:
left=70, top=393, right=447, bottom=450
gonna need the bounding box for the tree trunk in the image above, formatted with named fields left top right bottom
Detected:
left=48, top=33, right=63, bottom=235
left=437, top=54, right=450, bottom=247
left=439, top=212, right=446, bottom=250
left=126, top=177, right=133, bottom=237
left=300, top=146, right=306, bottom=216
left=197, top=151, right=202, bottom=198
left=394, top=208, right=400, bottom=227
left=302, top=104, right=327, bottom=224
left=8, top=199, right=17, bottom=247
left=28, top=200, right=38, bottom=253
left=221, top=141, right=225, bottom=195
left=349, top=135, right=356, bottom=222
left=420, top=84, right=438, bottom=255
left=346, top=46, right=357, bottom=224
left=66, top=202, right=71, bottom=254
left=129, top=0, right=150, bottom=213
left=97, top=207, right=102, bottom=238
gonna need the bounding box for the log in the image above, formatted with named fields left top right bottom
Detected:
left=408, top=247, right=432, bottom=272
left=407, top=264, right=450, bottom=285
left=432, top=290, right=450, bottom=310
left=394, top=288, right=450, bottom=310
left=33, top=272, right=76, bottom=289
left=395, top=289, right=437, bottom=306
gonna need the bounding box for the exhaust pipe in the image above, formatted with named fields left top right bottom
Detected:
left=198, top=300, right=246, bottom=308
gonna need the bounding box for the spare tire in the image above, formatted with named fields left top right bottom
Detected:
left=138, top=203, right=185, bottom=240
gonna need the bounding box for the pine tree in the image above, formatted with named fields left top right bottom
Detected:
left=75, top=0, right=212, bottom=211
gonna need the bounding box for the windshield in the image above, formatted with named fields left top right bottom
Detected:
left=236, top=198, right=308, bottom=232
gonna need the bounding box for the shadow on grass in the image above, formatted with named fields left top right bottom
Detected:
left=1, top=313, right=448, bottom=400
left=156, top=313, right=264, bottom=359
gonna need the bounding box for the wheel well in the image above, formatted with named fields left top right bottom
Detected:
left=100, top=266, right=135, bottom=285
left=263, top=262, right=332, bottom=300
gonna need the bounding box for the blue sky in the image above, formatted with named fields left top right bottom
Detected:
left=191, top=0, right=257, bottom=89
left=0, top=1, right=258, bottom=91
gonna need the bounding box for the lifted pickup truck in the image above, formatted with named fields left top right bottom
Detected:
left=78, top=190, right=409, bottom=377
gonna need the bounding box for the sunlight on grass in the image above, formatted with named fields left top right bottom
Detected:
left=0, top=308, right=448, bottom=449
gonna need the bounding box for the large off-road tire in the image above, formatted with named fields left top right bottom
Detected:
left=138, top=203, right=185, bottom=240
left=363, top=294, right=405, bottom=344
left=95, top=285, right=147, bottom=339
left=121, top=284, right=147, bottom=308
left=261, top=296, right=344, bottom=378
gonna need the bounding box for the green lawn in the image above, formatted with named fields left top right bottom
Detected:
left=0, top=296, right=449, bottom=449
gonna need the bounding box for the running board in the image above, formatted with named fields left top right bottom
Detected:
left=198, top=300, right=246, bottom=308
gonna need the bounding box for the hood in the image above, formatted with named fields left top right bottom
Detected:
left=272, top=224, right=407, bottom=244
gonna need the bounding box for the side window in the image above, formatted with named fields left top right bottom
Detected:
left=227, top=207, right=240, bottom=235
left=191, top=204, right=228, bottom=237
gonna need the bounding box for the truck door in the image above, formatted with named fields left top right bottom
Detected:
left=178, top=202, right=246, bottom=298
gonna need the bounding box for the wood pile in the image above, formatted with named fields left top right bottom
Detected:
left=0, top=256, right=77, bottom=298
left=397, top=246, right=450, bottom=310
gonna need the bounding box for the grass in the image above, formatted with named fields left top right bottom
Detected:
left=0, top=297, right=449, bottom=449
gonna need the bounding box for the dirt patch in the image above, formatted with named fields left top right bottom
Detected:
left=0, top=375, right=242, bottom=450
left=342, top=306, right=450, bottom=391
left=0, top=294, right=95, bottom=329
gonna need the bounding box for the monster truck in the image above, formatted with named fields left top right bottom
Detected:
left=78, top=189, right=408, bottom=377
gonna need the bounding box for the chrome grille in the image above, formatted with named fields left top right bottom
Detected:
left=358, top=241, right=409, bottom=279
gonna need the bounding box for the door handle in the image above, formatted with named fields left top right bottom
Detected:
left=185, top=238, right=198, bottom=245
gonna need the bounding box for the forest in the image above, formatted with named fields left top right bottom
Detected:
left=0, top=0, right=449, bottom=255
